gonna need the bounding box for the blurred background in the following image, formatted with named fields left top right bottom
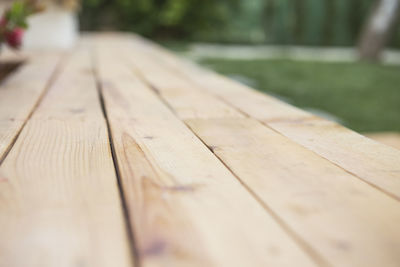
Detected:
left=79, top=0, right=398, bottom=48
left=2, top=0, right=400, bottom=145
left=81, top=0, right=400, bottom=136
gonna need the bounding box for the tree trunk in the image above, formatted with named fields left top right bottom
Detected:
left=358, top=0, right=400, bottom=62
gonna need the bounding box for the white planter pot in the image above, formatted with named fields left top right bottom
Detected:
left=23, top=8, right=78, bottom=49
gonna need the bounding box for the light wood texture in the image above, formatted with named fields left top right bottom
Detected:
left=187, top=118, right=400, bottom=267
left=365, top=132, right=400, bottom=150
left=0, top=49, right=28, bottom=63
left=131, top=52, right=243, bottom=120
left=0, top=48, right=133, bottom=267
left=2, top=33, right=400, bottom=267
left=269, top=120, right=400, bottom=200
left=95, top=42, right=317, bottom=267
left=125, top=34, right=312, bottom=122
left=116, top=34, right=400, bottom=266
left=101, top=38, right=243, bottom=120
left=0, top=53, right=61, bottom=161
left=126, top=34, right=400, bottom=200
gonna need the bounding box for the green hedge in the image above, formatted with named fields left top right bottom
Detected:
left=79, top=0, right=400, bottom=47
left=79, top=0, right=239, bottom=39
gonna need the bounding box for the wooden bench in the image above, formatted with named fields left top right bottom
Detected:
left=1, top=33, right=400, bottom=267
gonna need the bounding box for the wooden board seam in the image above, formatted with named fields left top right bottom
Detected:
left=93, top=53, right=140, bottom=266
left=0, top=54, right=65, bottom=165
left=131, top=41, right=400, bottom=203
left=127, top=62, right=328, bottom=267
left=187, top=123, right=332, bottom=267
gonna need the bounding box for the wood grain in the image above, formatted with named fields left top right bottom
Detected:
left=0, top=52, right=61, bottom=161
left=269, top=119, right=400, bottom=200
left=2, top=33, right=398, bottom=267
left=117, top=34, right=400, bottom=266
left=125, top=34, right=312, bottom=122
left=95, top=42, right=318, bottom=267
left=95, top=37, right=243, bottom=120
left=187, top=118, right=400, bottom=267
left=365, top=132, right=400, bottom=150
left=126, top=34, right=400, bottom=200
left=0, top=48, right=133, bottom=267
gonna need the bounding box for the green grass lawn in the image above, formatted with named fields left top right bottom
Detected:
left=200, top=59, right=400, bottom=133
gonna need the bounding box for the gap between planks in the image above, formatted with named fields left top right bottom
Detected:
left=94, top=37, right=327, bottom=266
left=0, top=53, right=65, bottom=164
left=92, top=38, right=320, bottom=266
left=128, top=53, right=329, bottom=267
left=122, top=34, right=400, bottom=202
left=91, top=49, right=141, bottom=267
left=105, top=35, right=400, bottom=267
left=0, top=47, right=134, bottom=267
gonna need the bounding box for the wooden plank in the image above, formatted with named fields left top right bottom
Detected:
left=365, top=132, right=400, bottom=150
left=96, top=37, right=243, bottom=120
left=131, top=52, right=243, bottom=120
left=187, top=118, right=400, bottom=267
left=108, top=34, right=400, bottom=265
left=95, top=43, right=318, bottom=267
left=0, top=48, right=133, bottom=267
left=0, top=48, right=28, bottom=64
left=126, top=34, right=400, bottom=200
left=0, top=52, right=61, bottom=161
left=269, top=120, right=400, bottom=200
left=124, top=34, right=311, bottom=121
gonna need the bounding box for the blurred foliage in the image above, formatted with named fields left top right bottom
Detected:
left=79, top=0, right=239, bottom=39
left=262, top=0, right=377, bottom=46
left=79, top=0, right=400, bottom=47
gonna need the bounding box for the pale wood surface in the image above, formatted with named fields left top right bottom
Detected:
left=95, top=42, right=317, bottom=267
left=365, top=132, right=400, bottom=150
left=0, top=48, right=132, bottom=267
left=0, top=52, right=61, bottom=161
left=187, top=118, right=400, bottom=267
left=124, top=34, right=400, bottom=201
left=269, top=120, right=400, bottom=200
left=0, top=33, right=399, bottom=267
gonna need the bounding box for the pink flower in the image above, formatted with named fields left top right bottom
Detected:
left=5, top=28, right=24, bottom=49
